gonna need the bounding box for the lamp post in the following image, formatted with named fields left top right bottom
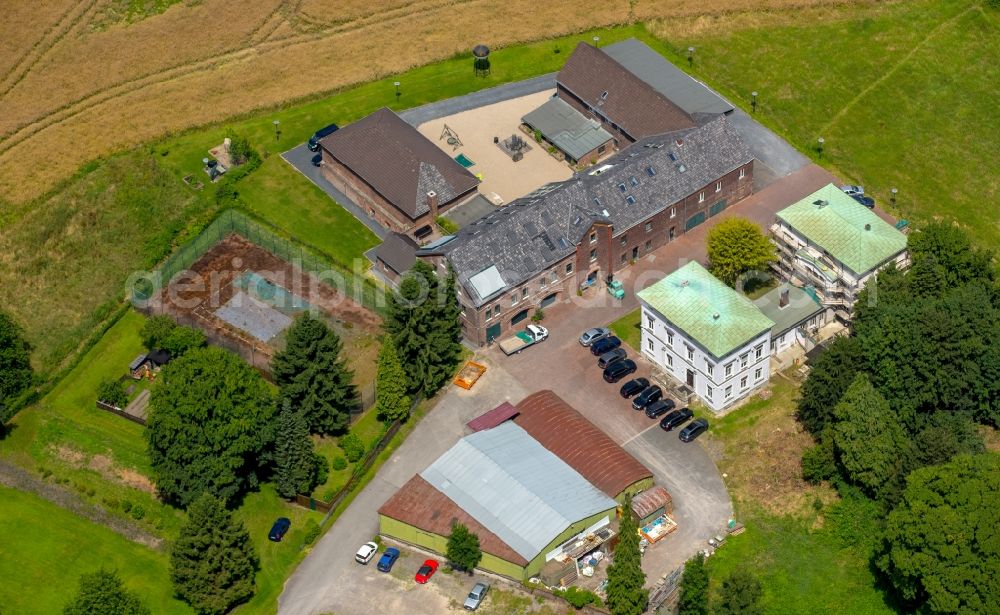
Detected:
left=890, top=187, right=898, bottom=204
left=593, top=36, right=600, bottom=45
left=394, top=81, right=400, bottom=101
left=687, top=46, right=695, bottom=67
left=751, top=91, right=758, bottom=113
left=817, top=137, right=825, bottom=158
left=272, top=120, right=281, bottom=142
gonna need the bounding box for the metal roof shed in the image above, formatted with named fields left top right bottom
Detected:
left=522, top=97, right=613, bottom=162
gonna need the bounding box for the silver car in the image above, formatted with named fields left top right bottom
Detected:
left=840, top=184, right=865, bottom=197
left=464, top=582, right=490, bottom=610
left=579, top=327, right=611, bottom=346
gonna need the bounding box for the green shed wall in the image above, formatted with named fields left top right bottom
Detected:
left=615, top=477, right=655, bottom=504
left=523, top=507, right=616, bottom=579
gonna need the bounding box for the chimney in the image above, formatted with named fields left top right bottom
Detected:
left=426, top=191, right=439, bottom=218
left=779, top=289, right=789, bottom=308
left=675, top=139, right=684, bottom=147
left=864, top=223, right=871, bottom=231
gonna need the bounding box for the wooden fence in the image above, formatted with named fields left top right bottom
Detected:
left=95, top=401, right=147, bottom=426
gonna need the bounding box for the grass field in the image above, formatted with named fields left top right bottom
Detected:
left=609, top=309, right=642, bottom=352
left=0, top=485, right=190, bottom=615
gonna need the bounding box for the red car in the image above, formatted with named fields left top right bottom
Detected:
left=414, top=559, right=439, bottom=584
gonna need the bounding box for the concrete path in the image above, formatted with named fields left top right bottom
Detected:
left=281, top=145, right=389, bottom=240
left=399, top=74, right=557, bottom=127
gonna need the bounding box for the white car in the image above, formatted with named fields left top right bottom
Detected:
left=355, top=542, right=379, bottom=564
left=840, top=184, right=865, bottom=197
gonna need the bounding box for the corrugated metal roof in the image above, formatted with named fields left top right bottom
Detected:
left=522, top=97, right=613, bottom=161
left=638, top=261, right=775, bottom=359
left=776, top=184, right=908, bottom=276
left=604, top=39, right=734, bottom=116
left=514, top=390, right=653, bottom=498
left=466, top=402, right=519, bottom=433
left=420, top=422, right=616, bottom=562
left=631, top=485, right=672, bottom=519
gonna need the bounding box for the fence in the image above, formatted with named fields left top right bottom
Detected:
left=648, top=565, right=684, bottom=612
left=130, top=208, right=385, bottom=316
left=95, top=401, right=147, bottom=426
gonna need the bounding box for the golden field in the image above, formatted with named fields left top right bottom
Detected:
left=0, top=0, right=857, bottom=204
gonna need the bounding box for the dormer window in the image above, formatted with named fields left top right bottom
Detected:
left=646, top=166, right=656, bottom=177
left=601, top=91, right=609, bottom=100
left=630, top=176, right=639, bottom=186
left=618, top=183, right=627, bottom=193
left=625, top=195, right=636, bottom=205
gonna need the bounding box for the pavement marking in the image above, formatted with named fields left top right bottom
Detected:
left=621, top=420, right=662, bottom=447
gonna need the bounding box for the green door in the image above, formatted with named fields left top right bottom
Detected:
left=486, top=322, right=501, bottom=342
left=511, top=309, right=529, bottom=325
left=709, top=199, right=727, bottom=217
left=685, top=211, right=706, bottom=230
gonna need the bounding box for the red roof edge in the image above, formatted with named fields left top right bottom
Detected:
left=466, top=402, right=519, bottom=433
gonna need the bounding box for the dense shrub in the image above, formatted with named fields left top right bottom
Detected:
left=338, top=433, right=365, bottom=463
left=302, top=519, right=321, bottom=546
left=97, top=379, right=128, bottom=408
left=331, top=456, right=347, bottom=471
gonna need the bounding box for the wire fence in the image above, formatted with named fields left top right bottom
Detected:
left=130, top=208, right=385, bottom=315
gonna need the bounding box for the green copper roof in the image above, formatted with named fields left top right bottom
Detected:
left=638, top=262, right=774, bottom=359
left=776, top=184, right=907, bottom=275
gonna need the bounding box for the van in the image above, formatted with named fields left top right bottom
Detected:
left=307, top=123, right=339, bottom=151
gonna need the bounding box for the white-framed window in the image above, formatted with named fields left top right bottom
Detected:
left=706, top=362, right=714, bottom=376
left=686, top=345, right=694, bottom=361
left=716, top=181, right=722, bottom=192
left=494, top=305, right=501, bottom=318
left=647, top=338, right=654, bottom=352
left=667, top=331, right=674, bottom=347
left=755, top=344, right=764, bottom=360
left=739, top=166, right=746, bottom=179
left=512, top=294, right=519, bottom=306
left=706, top=385, right=713, bottom=399
left=741, top=376, right=748, bottom=389
left=620, top=235, right=628, bottom=246
left=620, top=253, right=627, bottom=264
left=540, top=276, right=547, bottom=288
left=644, top=240, right=652, bottom=252
left=670, top=207, right=677, bottom=219
left=666, top=354, right=673, bottom=367
left=698, top=191, right=705, bottom=203
left=590, top=232, right=597, bottom=244
left=647, top=314, right=654, bottom=328
left=589, top=249, right=597, bottom=262
left=725, top=385, right=733, bottom=399
left=645, top=222, right=653, bottom=232
left=755, top=367, right=763, bottom=381
left=725, top=362, right=733, bottom=377
left=740, top=353, right=749, bottom=369
left=522, top=288, right=528, bottom=300
left=551, top=271, right=558, bottom=284
left=566, top=262, right=573, bottom=275
left=485, top=305, right=493, bottom=320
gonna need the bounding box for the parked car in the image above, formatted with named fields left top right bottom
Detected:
left=414, top=559, right=439, bottom=584
left=268, top=517, right=291, bottom=542
left=659, top=407, right=694, bottom=431
left=644, top=398, right=677, bottom=419
left=598, top=347, right=627, bottom=369
left=355, top=542, right=378, bottom=564
left=679, top=418, right=710, bottom=442
left=840, top=184, right=864, bottom=197
left=307, top=123, right=339, bottom=151
left=603, top=359, right=637, bottom=383
left=851, top=194, right=875, bottom=208
left=377, top=547, right=400, bottom=572
left=590, top=336, right=621, bottom=356
left=310, top=153, right=323, bottom=167
left=498, top=324, right=548, bottom=355
left=464, top=582, right=490, bottom=610
left=631, top=385, right=663, bottom=410
left=619, top=377, right=650, bottom=398
left=579, top=327, right=611, bottom=347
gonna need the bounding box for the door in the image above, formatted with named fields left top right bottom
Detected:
left=486, top=322, right=501, bottom=343
left=587, top=270, right=599, bottom=284
left=709, top=199, right=727, bottom=217
left=511, top=309, right=529, bottom=325
left=686, top=369, right=695, bottom=387
left=685, top=212, right=706, bottom=230
left=669, top=227, right=676, bottom=241
left=540, top=292, right=558, bottom=308
left=631, top=246, right=639, bottom=260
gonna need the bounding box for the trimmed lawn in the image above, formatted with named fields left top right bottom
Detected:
left=0, top=486, right=190, bottom=615
left=609, top=308, right=641, bottom=352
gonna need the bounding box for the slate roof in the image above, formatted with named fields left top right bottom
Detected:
left=753, top=283, right=824, bottom=339
left=522, top=97, right=613, bottom=161
left=419, top=422, right=617, bottom=562
left=603, top=39, right=734, bottom=116
left=514, top=390, right=653, bottom=498
left=319, top=107, right=479, bottom=218
left=776, top=184, right=908, bottom=276
left=425, top=116, right=752, bottom=306
left=638, top=261, right=775, bottom=359
left=374, top=233, right=418, bottom=275
left=557, top=42, right=696, bottom=140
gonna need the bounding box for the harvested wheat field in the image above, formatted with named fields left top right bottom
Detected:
left=0, top=0, right=857, bottom=203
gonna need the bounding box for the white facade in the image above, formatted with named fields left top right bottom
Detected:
left=640, top=305, right=771, bottom=414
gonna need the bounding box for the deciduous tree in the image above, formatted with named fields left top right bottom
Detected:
left=139, top=315, right=176, bottom=349
left=606, top=495, right=648, bottom=615
left=274, top=404, right=320, bottom=499
left=64, top=569, right=150, bottom=615
left=677, top=552, right=709, bottom=615
left=374, top=336, right=410, bottom=422
left=271, top=313, right=356, bottom=435
left=160, top=325, right=206, bottom=357
left=715, top=569, right=763, bottom=615
left=0, top=309, right=32, bottom=402
left=796, top=336, right=863, bottom=436
left=706, top=217, right=776, bottom=287
left=877, top=454, right=1000, bottom=614
left=97, top=379, right=128, bottom=408
left=446, top=522, right=482, bottom=573
left=170, top=493, right=258, bottom=615
left=146, top=347, right=275, bottom=507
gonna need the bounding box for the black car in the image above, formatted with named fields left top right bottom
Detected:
left=619, top=378, right=650, bottom=398
left=679, top=418, right=710, bottom=442
left=851, top=194, right=875, bottom=208
left=603, top=359, right=637, bottom=383
left=644, top=398, right=677, bottom=419
left=307, top=123, right=340, bottom=151
left=631, top=385, right=663, bottom=410
left=598, top=348, right=627, bottom=369
left=310, top=153, right=323, bottom=167
left=268, top=517, right=291, bottom=542
left=590, top=336, right=622, bottom=356
left=659, top=407, right=694, bottom=431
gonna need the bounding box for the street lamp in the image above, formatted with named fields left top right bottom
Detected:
left=272, top=120, right=281, bottom=142
left=890, top=187, right=898, bottom=204
left=817, top=137, right=825, bottom=158
left=687, top=46, right=695, bottom=67
left=751, top=91, right=758, bottom=113
left=593, top=36, right=600, bottom=45
left=394, top=81, right=401, bottom=101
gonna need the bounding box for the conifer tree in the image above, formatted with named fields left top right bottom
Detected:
left=274, top=404, right=318, bottom=499
left=64, top=569, right=150, bottom=615
left=374, top=336, right=410, bottom=422
left=605, top=495, right=648, bottom=615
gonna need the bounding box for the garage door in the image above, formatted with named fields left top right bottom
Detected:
left=486, top=323, right=501, bottom=342
left=541, top=292, right=558, bottom=308
left=511, top=309, right=529, bottom=325
left=685, top=211, right=706, bottom=230
left=709, top=199, right=727, bottom=217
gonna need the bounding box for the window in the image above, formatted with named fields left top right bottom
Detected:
left=620, top=253, right=627, bottom=264
left=625, top=195, right=636, bottom=205
left=593, top=197, right=601, bottom=207
left=589, top=249, right=597, bottom=262
left=512, top=294, right=519, bottom=306
left=666, top=354, right=673, bottom=367
left=601, top=90, right=609, bottom=99
left=645, top=222, right=653, bottom=232
left=630, top=176, right=639, bottom=187
left=494, top=304, right=501, bottom=318
left=725, top=363, right=733, bottom=377
left=706, top=385, right=713, bottom=399
left=512, top=309, right=529, bottom=325
left=739, top=166, right=746, bottom=179
left=598, top=144, right=606, bottom=154
left=540, top=276, right=547, bottom=288
left=667, top=331, right=674, bottom=347
left=716, top=181, right=722, bottom=193
left=618, top=183, right=627, bottom=193
left=670, top=207, right=677, bottom=219
left=590, top=232, right=597, bottom=244
left=566, top=262, right=574, bottom=274
left=755, top=367, right=763, bottom=381
left=646, top=166, right=656, bottom=177
left=461, top=307, right=467, bottom=317
left=647, top=338, right=654, bottom=351
left=740, top=353, right=748, bottom=369
left=644, top=240, right=652, bottom=252
left=647, top=314, right=654, bottom=328
left=741, top=376, right=748, bottom=389
left=522, top=288, right=528, bottom=300
left=686, top=345, right=694, bottom=361
left=707, top=362, right=714, bottom=376
left=551, top=271, right=558, bottom=284
left=725, top=386, right=733, bottom=399
left=698, top=191, right=705, bottom=203
left=755, top=344, right=764, bottom=360
left=620, top=235, right=628, bottom=246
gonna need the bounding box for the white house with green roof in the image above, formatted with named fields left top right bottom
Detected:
left=770, top=184, right=908, bottom=317
left=637, top=261, right=775, bottom=413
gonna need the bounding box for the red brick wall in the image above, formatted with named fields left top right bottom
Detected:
left=557, top=84, right=636, bottom=146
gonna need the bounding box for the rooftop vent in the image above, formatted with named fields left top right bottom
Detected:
left=681, top=280, right=689, bottom=287
left=677, top=164, right=687, bottom=173
left=864, top=223, right=872, bottom=231
left=712, top=312, right=720, bottom=320
left=813, top=199, right=828, bottom=208
left=779, top=289, right=789, bottom=308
